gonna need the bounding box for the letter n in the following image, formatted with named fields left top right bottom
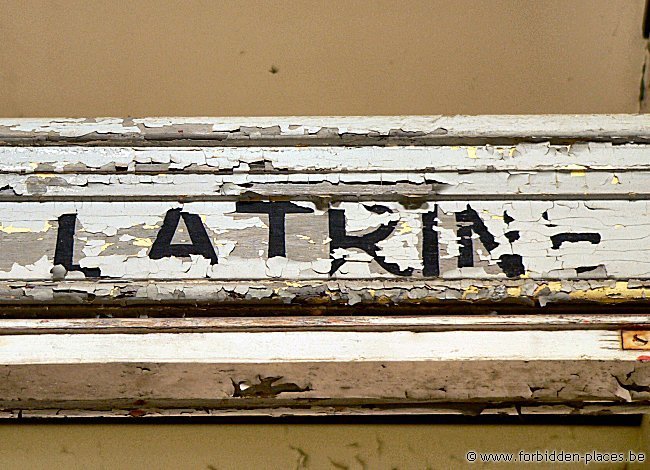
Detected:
left=455, top=205, right=524, bottom=277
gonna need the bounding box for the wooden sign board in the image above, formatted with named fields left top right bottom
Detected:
left=0, top=116, right=648, bottom=418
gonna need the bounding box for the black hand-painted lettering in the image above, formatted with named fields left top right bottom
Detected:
left=329, top=205, right=413, bottom=276
left=54, top=213, right=101, bottom=277
left=576, top=265, right=599, bottom=274
left=497, top=254, right=525, bottom=277
left=505, top=230, right=520, bottom=243
left=455, top=205, right=499, bottom=267
left=149, top=208, right=218, bottom=264
left=422, top=206, right=439, bottom=277
left=455, top=205, right=524, bottom=278
left=542, top=210, right=558, bottom=227
left=550, top=233, right=601, bottom=249
left=236, top=202, right=313, bottom=258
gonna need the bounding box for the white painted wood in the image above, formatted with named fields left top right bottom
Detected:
left=0, top=200, right=645, bottom=281
left=2, top=115, right=650, bottom=142
left=0, top=328, right=646, bottom=415
left=0, top=116, right=647, bottom=303
left=2, top=171, right=649, bottom=198
left=0, top=330, right=630, bottom=364
left=0, top=144, right=649, bottom=173
left=0, top=115, right=649, bottom=416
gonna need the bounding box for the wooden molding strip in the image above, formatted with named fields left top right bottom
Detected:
left=0, top=328, right=647, bottom=416
left=2, top=115, right=650, bottom=144
left=0, top=314, right=648, bottom=334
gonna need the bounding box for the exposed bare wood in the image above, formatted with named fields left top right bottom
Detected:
left=4, top=403, right=649, bottom=419
left=1, top=314, right=649, bottom=334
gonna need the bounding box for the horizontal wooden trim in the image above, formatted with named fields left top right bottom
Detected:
left=0, top=200, right=647, bottom=284
left=0, top=315, right=649, bottom=334
left=2, top=171, right=650, bottom=200
left=1, top=143, right=649, bottom=174
left=1, top=115, right=650, bottom=145
left=0, top=330, right=629, bottom=363
left=0, top=279, right=648, bottom=307
left=0, top=329, right=647, bottom=415
left=4, top=403, right=649, bottom=419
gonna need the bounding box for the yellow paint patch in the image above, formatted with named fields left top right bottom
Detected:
left=508, top=147, right=517, bottom=157
left=570, top=170, right=586, bottom=177
left=132, top=237, right=153, bottom=247
left=506, top=287, right=522, bottom=297
left=569, top=282, right=646, bottom=303
left=285, top=281, right=302, bottom=288
left=466, top=147, right=478, bottom=159
left=611, top=175, right=620, bottom=185
left=533, top=282, right=563, bottom=296
left=142, top=224, right=160, bottom=230
left=481, top=209, right=503, bottom=220
left=296, top=234, right=315, bottom=244
left=0, top=221, right=52, bottom=234
left=615, top=224, right=623, bottom=229
left=99, top=242, right=114, bottom=253
left=462, top=285, right=480, bottom=298
left=397, top=221, right=412, bottom=234
left=0, top=224, right=33, bottom=233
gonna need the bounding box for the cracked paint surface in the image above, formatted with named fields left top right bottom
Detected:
left=2, top=116, right=650, bottom=143
left=0, top=201, right=645, bottom=283
left=0, top=117, right=648, bottom=305
left=1, top=143, right=650, bottom=174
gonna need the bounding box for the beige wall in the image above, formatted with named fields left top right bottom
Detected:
left=0, top=421, right=647, bottom=470
left=0, top=0, right=646, bottom=116
left=0, top=1, right=649, bottom=468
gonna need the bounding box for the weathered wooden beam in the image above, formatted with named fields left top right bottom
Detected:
left=0, top=116, right=648, bottom=417
left=0, top=131, right=648, bottom=305
left=0, top=327, right=647, bottom=417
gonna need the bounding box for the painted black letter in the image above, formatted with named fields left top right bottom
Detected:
left=550, top=233, right=601, bottom=249
left=54, top=213, right=101, bottom=277
left=455, top=205, right=524, bottom=278
left=236, top=202, right=313, bottom=257
left=329, top=205, right=413, bottom=276
left=149, top=209, right=218, bottom=264
left=422, top=206, right=439, bottom=277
